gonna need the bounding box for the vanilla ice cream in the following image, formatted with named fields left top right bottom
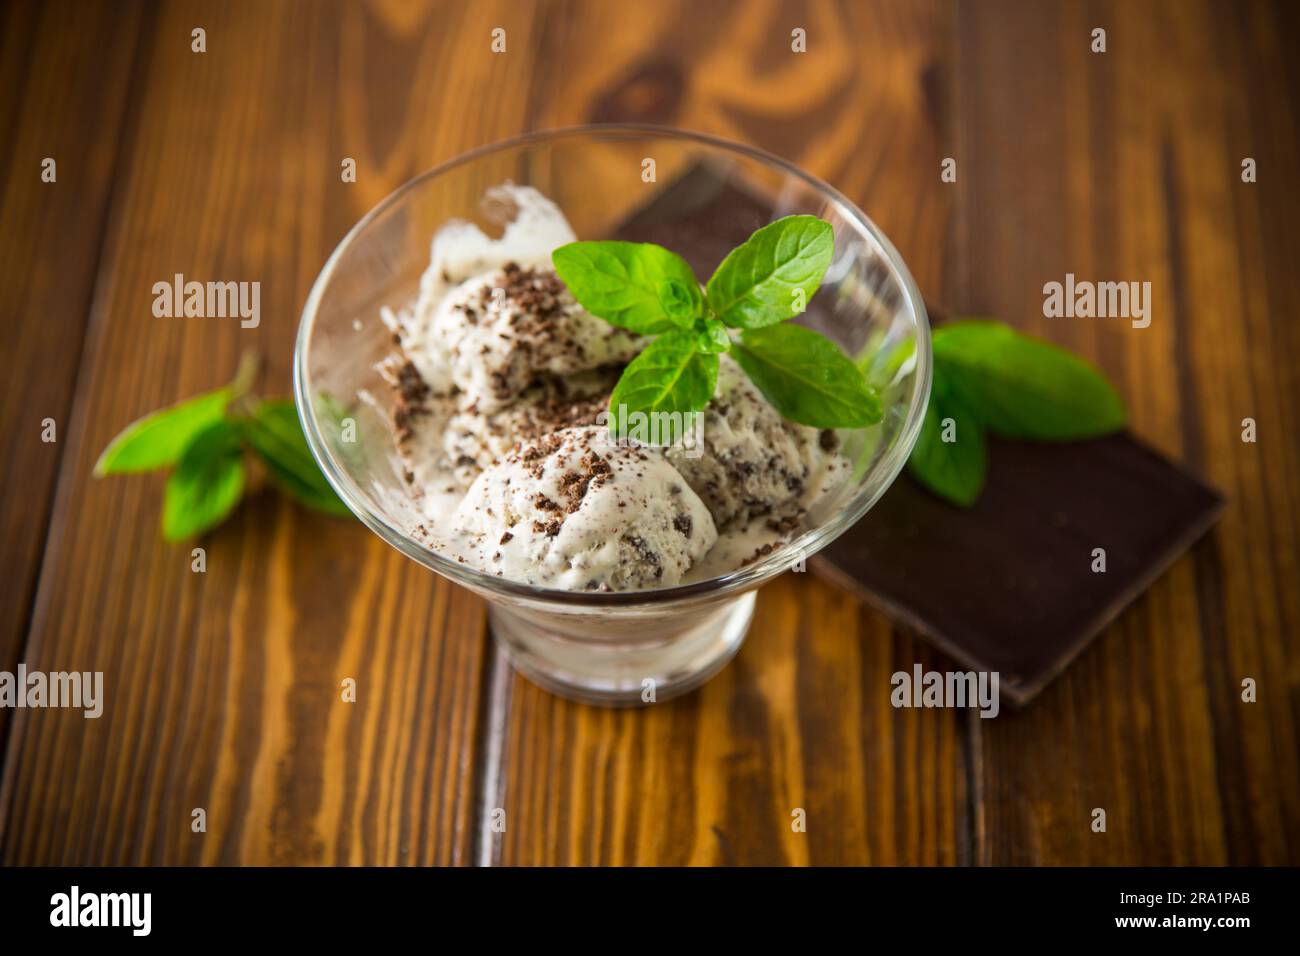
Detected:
left=449, top=426, right=717, bottom=590
left=380, top=184, right=850, bottom=591
left=431, top=264, right=641, bottom=412
left=443, top=367, right=616, bottom=486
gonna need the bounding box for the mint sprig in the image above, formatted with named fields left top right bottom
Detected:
left=906, top=320, right=1127, bottom=507
left=96, top=355, right=350, bottom=540
left=553, top=215, right=881, bottom=436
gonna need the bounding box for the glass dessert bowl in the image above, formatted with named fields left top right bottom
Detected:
left=295, top=125, right=931, bottom=705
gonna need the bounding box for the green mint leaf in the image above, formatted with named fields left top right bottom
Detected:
left=695, top=317, right=731, bottom=354
left=608, top=330, right=718, bottom=445
left=705, top=215, right=834, bottom=329
left=907, top=372, right=986, bottom=507
left=246, top=400, right=351, bottom=517
left=933, top=321, right=1126, bottom=439
left=162, top=419, right=246, bottom=540
left=731, top=324, right=882, bottom=428
left=552, top=240, right=702, bottom=334
left=95, top=387, right=231, bottom=475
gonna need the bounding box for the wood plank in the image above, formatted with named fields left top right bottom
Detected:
left=0, top=0, right=144, bottom=753
left=0, top=0, right=546, bottom=865
left=494, top=577, right=968, bottom=865
left=487, top=0, right=968, bottom=866
left=955, top=0, right=1300, bottom=863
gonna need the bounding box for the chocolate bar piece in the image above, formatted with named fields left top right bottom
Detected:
left=814, top=435, right=1223, bottom=702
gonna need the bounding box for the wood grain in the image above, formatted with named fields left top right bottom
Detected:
left=0, top=0, right=144, bottom=753
left=485, top=0, right=968, bottom=866
left=493, top=576, right=968, bottom=865
left=954, top=0, right=1300, bottom=864
left=0, top=0, right=544, bottom=865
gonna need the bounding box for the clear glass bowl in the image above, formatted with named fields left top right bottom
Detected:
left=295, top=125, right=931, bottom=705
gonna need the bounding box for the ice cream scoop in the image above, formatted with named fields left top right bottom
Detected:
left=442, top=367, right=616, bottom=486
left=449, top=426, right=717, bottom=590
left=432, top=264, right=642, bottom=411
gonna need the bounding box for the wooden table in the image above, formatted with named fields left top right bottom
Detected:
left=2, top=0, right=1296, bottom=866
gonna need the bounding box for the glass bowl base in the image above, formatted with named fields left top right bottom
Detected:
left=488, top=591, right=756, bottom=706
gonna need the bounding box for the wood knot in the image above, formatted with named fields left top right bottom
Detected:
left=589, top=59, right=685, bottom=125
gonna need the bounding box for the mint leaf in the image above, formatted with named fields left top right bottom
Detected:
left=933, top=321, right=1126, bottom=439
left=732, top=324, right=882, bottom=428
left=695, top=317, right=731, bottom=354
left=907, top=373, right=986, bottom=507
left=705, top=215, right=834, bottom=329
left=162, top=419, right=246, bottom=540
left=246, top=400, right=351, bottom=517
left=552, top=241, right=702, bottom=334
left=608, top=330, right=718, bottom=444
left=95, top=387, right=230, bottom=475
